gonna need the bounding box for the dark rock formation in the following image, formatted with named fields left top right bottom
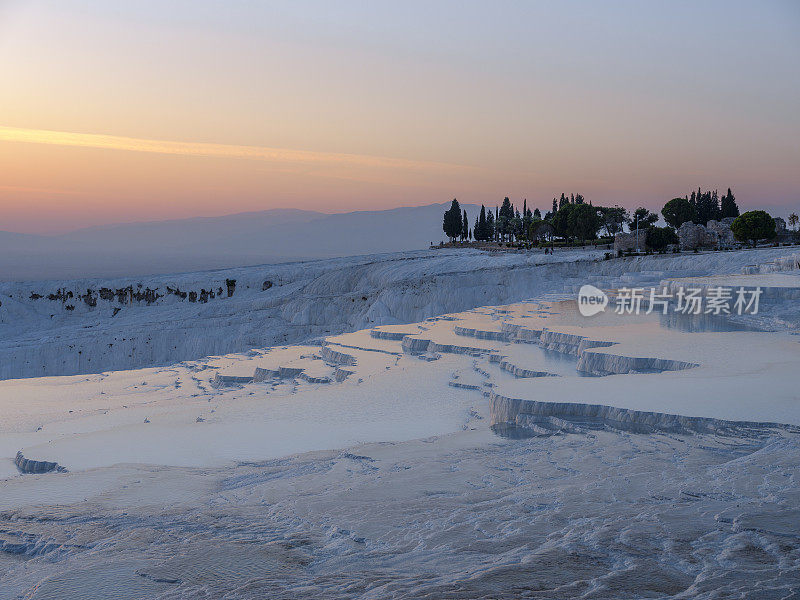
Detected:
left=14, top=451, right=67, bottom=474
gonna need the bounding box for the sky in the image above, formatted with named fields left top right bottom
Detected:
left=0, top=0, right=798, bottom=234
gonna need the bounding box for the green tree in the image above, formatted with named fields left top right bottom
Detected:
left=522, top=201, right=532, bottom=239
left=486, top=210, right=495, bottom=241
left=532, top=221, right=553, bottom=243
left=474, top=205, right=487, bottom=241
left=511, top=211, right=523, bottom=242
left=442, top=199, right=462, bottom=242
left=552, top=203, right=576, bottom=239
left=599, top=206, right=628, bottom=236
left=731, top=211, right=776, bottom=246
left=694, top=189, right=720, bottom=225
left=661, top=197, right=697, bottom=228
left=719, top=188, right=739, bottom=219
left=462, top=209, right=469, bottom=241
left=645, top=226, right=678, bottom=251
left=628, top=207, right=658, bottom=230
left=497, top=197, right=514, bottom=241
left=569, top=203, right=601, bottom=242
left=789, top=212, right=799, bottom=231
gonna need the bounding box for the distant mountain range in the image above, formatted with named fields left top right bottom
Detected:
left=0, top=203, right=480, bottom=281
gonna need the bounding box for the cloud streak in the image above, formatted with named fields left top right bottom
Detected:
left=0, top=125, right=476, bottom=176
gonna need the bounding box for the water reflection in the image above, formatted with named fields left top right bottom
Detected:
left=658, top=311, right=758, bottom=332
left=544, top=299, right=759, bottom=333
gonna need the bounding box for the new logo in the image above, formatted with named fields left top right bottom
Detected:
left=577, top=284, right=608, bottom=317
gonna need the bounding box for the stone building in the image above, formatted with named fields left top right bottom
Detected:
left=613, top=230, right=647, bottom=253
left=706, top=220, right=735, bottom=248
left=678, top=220, right=735, bottom=250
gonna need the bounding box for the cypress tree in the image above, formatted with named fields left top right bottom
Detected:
left=443, top=198, right=462, bottom=242
left=498, top=197, right=514, bottom=241
left=712, top=190, right=720, bottom=220
left=720, top=188, right=739, bottom=218
left=695, top=190, right=718, bottom=226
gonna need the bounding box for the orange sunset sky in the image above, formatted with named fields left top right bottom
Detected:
left=1, top=1, right=798, bottom=234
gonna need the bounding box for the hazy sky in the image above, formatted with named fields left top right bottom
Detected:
left=1, top=0, right=798, bottom=233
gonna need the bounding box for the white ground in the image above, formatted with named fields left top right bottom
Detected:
left=1, top=248, right=799, bottom=598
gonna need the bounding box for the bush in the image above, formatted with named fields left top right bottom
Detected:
left=645, top=226, right=678, bottom=251
left=731, top=211, right=776, bottom=246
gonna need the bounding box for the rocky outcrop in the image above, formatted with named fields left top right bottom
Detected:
left=297, top=372, right=331, bottom=384
left=401, top=336, right=431, bottom=353
left=537, top=330, right=614, bottom=356
left=402, top=333, right=498, bottom=356
left=535, top=329, right=695, bottom=375
left=14, top=451, right=67, bottom=474
left=454, top=326, right=512, bottom=341
left=252, top=367, right=278, bottom=382
left=498, top=359, right=558, bottom=378
left=742, top=254, right=800, bottom=274
left=448, top=380, right=482, bottom=391
left=614, top=230, right=647, bottom=253
left=430, top=341, right=491, bottom=356
left=487, top=352, right=557, bottom=377
left=243, top=365, right=332, bottom=384
left=678, top=220, right=735, bottom=250
left=370, top=329, right=410, bottom=341
left=211, top=374, right=254, bottom=387
left=489, top=392, right=790, bottom=436
left=576, top=350, right=697, bottom=376
left=334, top=368, right=354, bottom=382
left=706, top=220, right=735, bottom=248
left=320, top=345, right=357, bottom=366
left=678, top=222, right=706, bottom=250
left=500, top=323, right=542, bottom=343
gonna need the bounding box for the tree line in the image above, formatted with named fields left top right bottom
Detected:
left=440, top=187, right=795, bottom=250
left=443, top=193, right=635, bottom=245
left=661, top=188, right=739, bottom=229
